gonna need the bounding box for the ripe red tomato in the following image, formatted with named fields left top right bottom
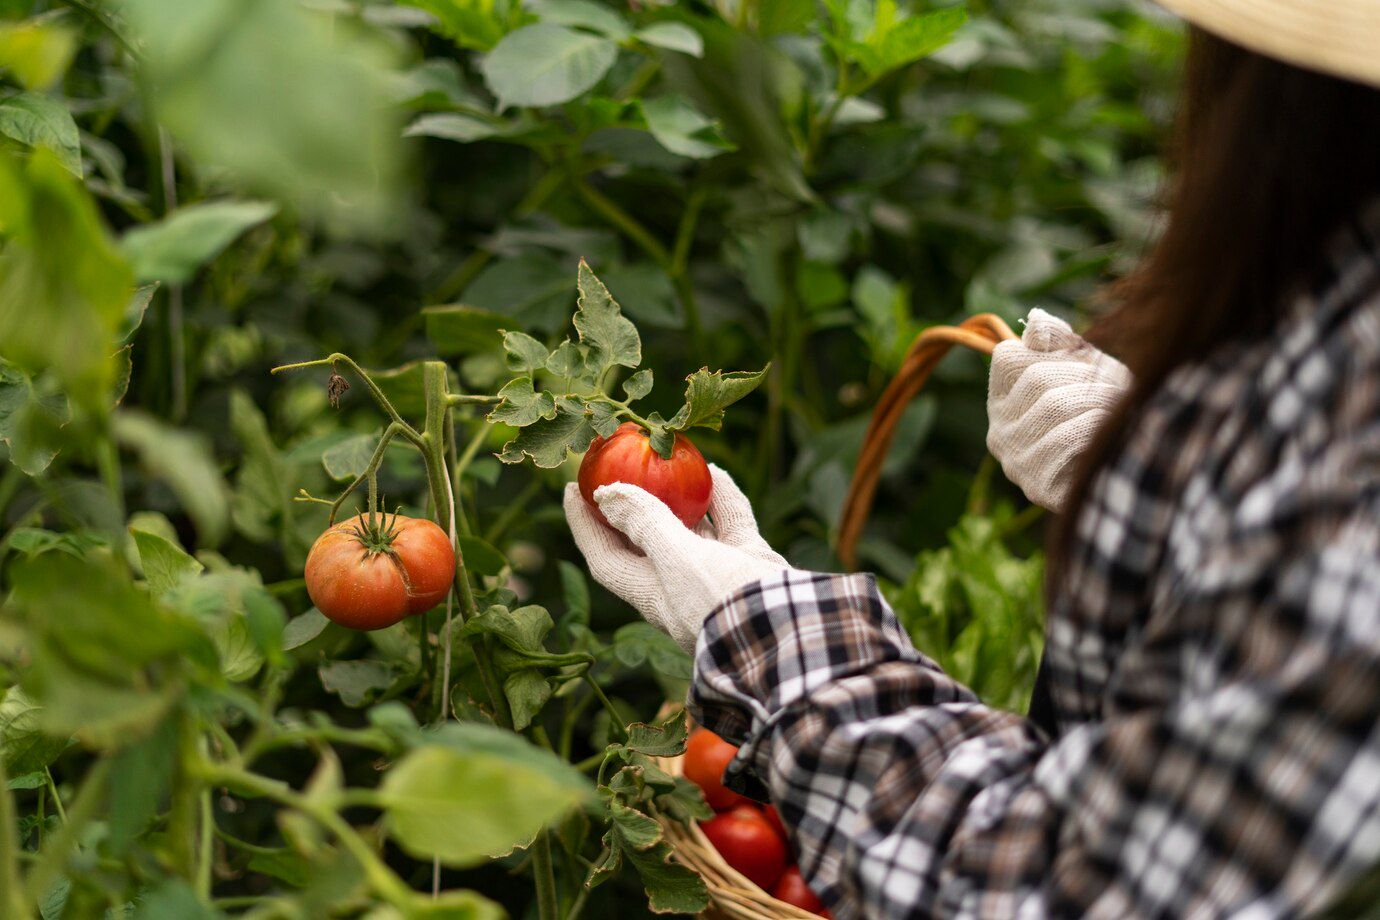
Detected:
left=772, top=865, right=828, bottom=916
left=701, top=803, right=787, bottom=891
left=305, top=513, right=455, bottom=630
left=683, top=728, right=748, bottom=811
left=578, top=422, right=712, bottom=529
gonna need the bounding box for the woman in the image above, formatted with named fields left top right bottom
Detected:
left=566, top=1, right=1380, bottom=915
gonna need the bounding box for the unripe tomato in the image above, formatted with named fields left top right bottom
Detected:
left=578, top=422, right=712, bottom=529
left=701, top=803, right=787, bottom=890
left=305, top=513, right=455, bottom=630
left=772, top=865, right=828, bottom=916
left=683, top=728, right=748, bottom=811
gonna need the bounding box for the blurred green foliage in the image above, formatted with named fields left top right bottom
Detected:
left=0, top=0, right=1181, bottom=916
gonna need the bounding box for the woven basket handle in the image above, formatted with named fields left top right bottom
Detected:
left=836, top=313, right=1018, bottom=569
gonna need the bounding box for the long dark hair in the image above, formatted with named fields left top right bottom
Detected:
left=1053, top=26, right=1380, bottom=565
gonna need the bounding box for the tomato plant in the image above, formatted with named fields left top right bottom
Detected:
left=578, top=422, right=713, bottom=529
left=0, top=0, right=1176, bottom=916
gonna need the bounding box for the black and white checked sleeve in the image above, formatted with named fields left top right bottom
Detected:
left=689, top=485, right=1380, bottom=920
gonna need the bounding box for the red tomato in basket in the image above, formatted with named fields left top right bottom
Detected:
left=773, top=865, right=829, bottom=916
left=762, top=804, right=787, bottom=840
left=684, top=728, right=748, bottom=811
left=701, top=803, right=788, bottom=890
left=578, top=422, right=712, bottom=529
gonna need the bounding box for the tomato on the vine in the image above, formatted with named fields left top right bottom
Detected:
left=772, top=865, right=829, bottom=916
left=700, top=803, right=788, bottom=890
left=578, top=422, right=712, bottom=529
left=305, top=513, right=455, bottom=630
left=684, top=727, right=748, bottom=811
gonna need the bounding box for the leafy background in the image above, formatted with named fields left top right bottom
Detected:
left=0, top=0, right=1181, bottom=917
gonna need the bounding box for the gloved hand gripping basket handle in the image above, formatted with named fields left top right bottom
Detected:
left=836, top=313, right=1017, bottom=569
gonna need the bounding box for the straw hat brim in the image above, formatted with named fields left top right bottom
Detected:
left=1154, top=0, right=1380, bottom=89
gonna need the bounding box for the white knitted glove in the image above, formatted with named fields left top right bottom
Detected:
left=987, top=308, right=1133, bottom=512
left=563, top=465, right=791, bottom=653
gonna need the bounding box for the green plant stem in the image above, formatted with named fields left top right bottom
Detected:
left=43, top=768, right=66, bottom=824
left=446, top=394, right=501, bottom=407
left=240, top=724, right=393, bottom=765
left=570, top=173, right=672, bottom=270
left=0, top=760, right=30, bottom=920
left=483, top=479, right=540, bottom=545
left=25, top=758, right=112, bottom=906
left=581, top=675, right=628, bottom=741
left=197, top=788, right=214, bottom=899
left=531, top=833, right=560, bottom=920
left=94, top=436, right=125, bottom=525
left=270, top=354, right=424, bottom=445
left=614, top=58, right=660, bottom=102
left=564, top=883, right=591, bottom=920
left=199, top=764, right=413, bottom=908
left=168, top=713, right=201, bottom=883
left=326, top=422, right=401, bottom=524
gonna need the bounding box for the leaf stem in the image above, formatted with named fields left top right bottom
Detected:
left=582, top=675, right=629, bottom=742
left=271, top=354, right=424, bottom=446
left=0, top=760, right=30, bottom=920
left=327, top=422, right=402, bottom=525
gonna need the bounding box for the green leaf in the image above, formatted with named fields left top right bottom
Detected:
left=622, top=368, right=653, bottom=401
left=0, top=686, right=69, bottom=775
left=611, top=622, right=691, bottom=680
left=496, top=395, right=597, bottom=468
left=108, top=715, right=177, bottom=853
left=641, top=94, right=735, bottom=159
left=3, top=553, right=209, bottom=748
left=245, top=848, right=312, bottom=888
left=423, top=305, right=507, bottom=355
left=404, top=111, right=509, bottom=144
left=322, top=430, right=383, bottom=481
left=544, top=340, right=588, bottom=380
left=608, top=800, right=663, bottom=850
left=120, top=200, right=276, bottom=285
left=850, top=5, right=967, bottom=78
left=230, top=388, right=299, bottom=552
left=119, top=282, right=158, bottom=344
left=398, top=0, right=523, bottom=51
left=487, top=376, right=557, bottom=427
left=501, top=330, right=551, bottom=374
left=318, top=659, right=401, bottom=708
left=6, top=771, right=45, bottom=790
left=588, top=400, right=620, bottom=438
left=380, top=739, right=591, bottom=865
left=558, top=560, right=590, bottom=626
left=620, top=712, right=690, bottom=758
left=529, top=0, right=631, bottom=40
left=0, top=149, right=131, bottom=411
left=0, top=360, right=69, bottom=475
left=503, top=668, right=551, bottom=731
left=666, top=365, right=769, bottom=432
left=131, top=528, right=204, bottom=598
left=635, top=23, right=703, bottom=56
left=0, top=19, right=78, bottom=90
left=457, top=535, right=506, bottom=577
left=132, top=879, right=222, bottom=920
left=117, top=0, right=403, bottom=227
left=113, top=409, right=230, bottom=547
left=0, top=91, right=80, bottom=176
left=573, top=260, right=640, bottom=375
left=481, top=24, right=617, bottom=109
left=283, top=608, right=331, bottom=650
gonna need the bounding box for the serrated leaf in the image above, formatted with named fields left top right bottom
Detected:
left=624, top=837, right=709, bottom=914
left=487, top=376, right=557, bottom=427
left=0, top=92, right=80, bottom=176
left=131, top=528, right=203, bottom=598
left=573, top=260, right=640, bottom=375
left=622, top=368, right=653, bottom=400
left=667, top=365, right=769, bottom=432
left=496, top=396, right=596, bottom=468
left=120, top=200, right=276, bottom=285
left=545, top=340, right=587, bottom=379
left=0, top=360, right=69, bottom=476
left=621, top=711, right=689, bottom=757
left=588, top=401, right=620, bottom=438
left=0, top=687, right=69, bottom=775
left=641, top=94, right=735, bottom=159
left=504, top=669, right=551, bottom=731
left=635, top=22, right=702, bottom=56
left=481, top=24, right=617, bottom=109
left=321, top=430, right=382, bottom=481
left=608, top=800, right=664, bottom=851
left=501, top=330, right=550, bottom=374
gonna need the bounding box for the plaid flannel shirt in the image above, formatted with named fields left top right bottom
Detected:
left=688, top=204, right=1380, bottom=919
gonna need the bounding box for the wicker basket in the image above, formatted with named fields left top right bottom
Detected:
left=652, top=719, right=823, bottom=920
left=652, top=317, right=1017, bottom=917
